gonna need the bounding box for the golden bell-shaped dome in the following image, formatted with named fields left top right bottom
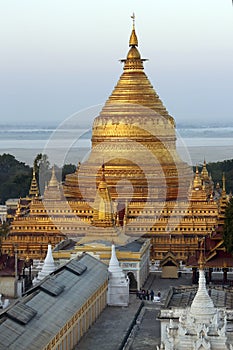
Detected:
left=127, top=46, right=141, bottom=59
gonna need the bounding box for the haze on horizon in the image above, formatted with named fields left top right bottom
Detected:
left=0, top=0, right=232, bottom=128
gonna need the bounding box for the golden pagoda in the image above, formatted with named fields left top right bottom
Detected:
left=3, top=17, right=228, bottom=263
left=64, top=18, right=192, bottom=205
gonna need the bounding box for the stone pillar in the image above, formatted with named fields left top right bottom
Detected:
left=223, top=268, right=228, bottom=284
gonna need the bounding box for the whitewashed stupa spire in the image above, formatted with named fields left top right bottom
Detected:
left=36, top=244, right=56, bottom=282
left=109, top=244, right=121, bottom=273
left=190, top=245, right=215, bottom=324
left=107, top=244, right=129, bottom=306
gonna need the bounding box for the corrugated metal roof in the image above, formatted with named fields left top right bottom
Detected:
left=0, top=254, right=108, bottom=350
left=40, top=279, right=65, bottom=296
left=6, top=303, right=37, bottom=325
left=118, top=239, right=145, bottom=252
left=65, top=260, right=87, bottom=275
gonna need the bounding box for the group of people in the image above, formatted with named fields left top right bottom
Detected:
left=136, top=289, right=161, bottom=302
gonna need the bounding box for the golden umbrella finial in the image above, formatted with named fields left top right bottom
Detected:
left=198, top=237, right=205, bottom=270
left=131, top=13, right=135, bottom=28
left=129, top=13, right=138, bottom=47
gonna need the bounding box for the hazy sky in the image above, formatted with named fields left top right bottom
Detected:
left=0, top=0, right=232, bottom=127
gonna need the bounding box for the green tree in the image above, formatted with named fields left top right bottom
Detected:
left=62, top=163, right=76, bottom=181
left=207, top=159, right=233, bottom=193
left=223, top=198, right=233, bottom=254
left=0, top=153, right=31, bottom=203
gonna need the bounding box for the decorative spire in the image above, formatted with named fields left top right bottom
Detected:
left=119, top=14, right=147, bottom=70
left=131, top=13, right=135, bottom=27
left=49, top=166, right=59, bottom=187
left=190, top=237, right=215, bottom=323
left=107, top=244, right=129, bottom=306
left=36, top=244, right=56, bottom=282
left=201, top=159, right=209, bottom=180
left=29, top=166, right=39, bottom=197
left=33, top=245, right=55, bottom=285
left=222, top=172, right=226, bottom=193
left=198, top=238, right=205, bottom=270
left=193, top=166, right=202, bottom=190
left=92, top=164, right=114, bottom=226
left=129, top=13, right=138, bottom=47
left=108, top=244, right=121, bottom=272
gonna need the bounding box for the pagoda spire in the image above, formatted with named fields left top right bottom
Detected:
left=29, top=167, right=39, bottom=197
left=129, top=13, right=138, bottom=47
left=190, top=238, right=215, bottom=323
left=43, top=165, right=64, bottom=200
left=222, top=172, right=226, bottom=193
left=201, top=159, right=209, bottom=180
left=48, top=166, right=59, bottom=188
left=92, top=164, right=114, bottom=226
left=193, top=166, right=202, bottom=190
left=107, top=244, right=129, bottom=306
left=33, top=244, right=56, bottom=284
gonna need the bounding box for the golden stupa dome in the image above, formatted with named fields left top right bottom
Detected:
left=64, top=16, right=192, bottom=203
left=127, top=46, right=141, bottom=59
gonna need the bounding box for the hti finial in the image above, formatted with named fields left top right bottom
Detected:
left=129, top=13, right=138, bottom=47
left=198, top=237, right=205, bottom=270
left=131, top=13, right=135, bottom=28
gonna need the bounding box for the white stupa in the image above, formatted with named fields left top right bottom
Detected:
left=189, top=268, right=216, bottom=323
left=33, top=244, right=56, bottom=285
left=158, top=250, right=230, bottom=349
left=107, top=244, right=129, bottom=307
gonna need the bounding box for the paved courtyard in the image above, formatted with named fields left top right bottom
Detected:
left=75, top=272, right=193, bottom=350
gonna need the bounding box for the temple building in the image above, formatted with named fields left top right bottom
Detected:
left=1, top=169, right=66, bottom=260
left=0, top=254, right=108, bottom=350
left=187, top=177, right=233, bottom=285
left=61, top=20, right=226, bottom=261
left=2, top=19, right=229, bottom=266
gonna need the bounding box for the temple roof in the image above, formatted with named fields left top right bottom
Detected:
left=0, top=254, right=108, bottom=350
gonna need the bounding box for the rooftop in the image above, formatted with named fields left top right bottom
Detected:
left=0, top=254, right=108, bottom=350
